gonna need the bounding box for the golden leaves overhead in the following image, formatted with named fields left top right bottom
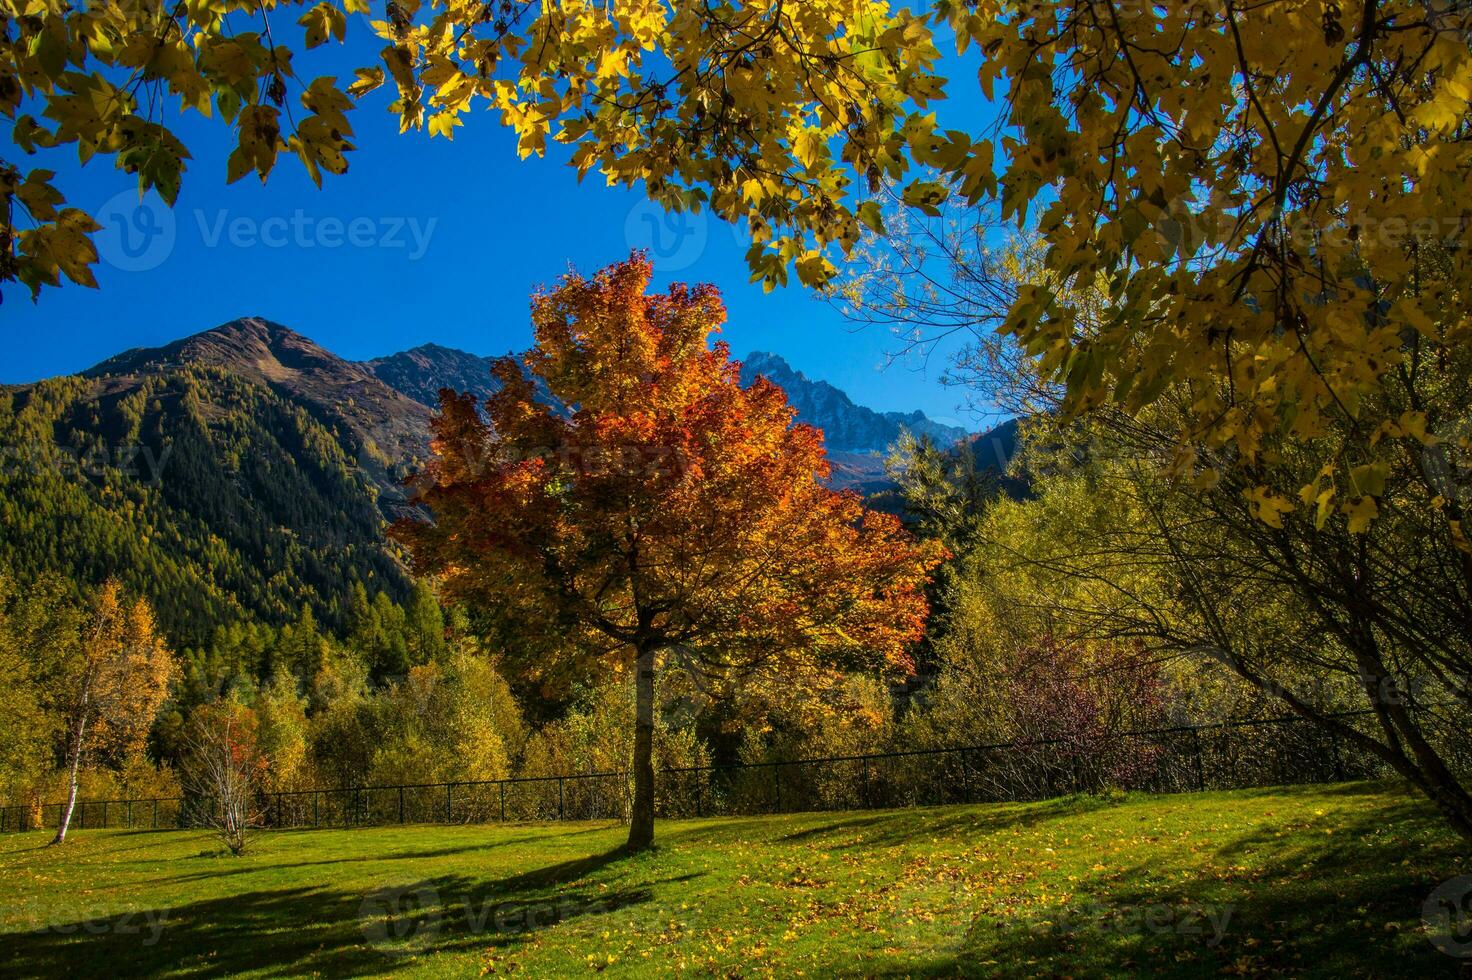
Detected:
left=5, top=1, right=1471, bottom=528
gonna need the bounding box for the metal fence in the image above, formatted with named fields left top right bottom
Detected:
left=0, top=712, right=1404, bottom=834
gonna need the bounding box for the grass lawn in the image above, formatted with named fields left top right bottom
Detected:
left=2, top=781, right=1469, bottom=977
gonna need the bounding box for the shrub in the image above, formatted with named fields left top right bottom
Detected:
left=183, top=698, right=267, bottom=855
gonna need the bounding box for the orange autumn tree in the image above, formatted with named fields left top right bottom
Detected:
left=394, top=255, right=942, bottom=851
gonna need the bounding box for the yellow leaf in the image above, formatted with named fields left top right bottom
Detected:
left=1348, top=463, right=1387, bottom=497
left=1342, top=495, right=1378, bottom=534
left=792, top=128, right=827, bottom=171
left=1398, top=411, right=1436, bottom=446
left=428, top=111, right=462, bottom=140
left=1244, top=486, right=1294, bottom=529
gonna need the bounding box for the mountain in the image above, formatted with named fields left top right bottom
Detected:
left=90, top=317, right=432, bottom=507
left=362, top=343, right=561, bottom=416
left=738, top=351, right=970, bottom=453
left=966, top=417, right=1022, bottom=479
left=0, top=318, right=421, bottom=644
left=361, top=344, right=973, bottom=492
left=361, top=344, right=972, bottom=458
left=362, top=343, right=504, bottom=408
left=0, top=319, right=991, bottom=643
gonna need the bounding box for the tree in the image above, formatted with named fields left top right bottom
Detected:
left=255, top=672, right=311, bottom=793
left=346, top=583, right=412, bottom=679
left=47, top=580, right=178, bottom=844
left=903, top=633, right=1166, bottom=797
left=0, top=0, right=939, bottom=295
left=279, top=604, right=329, bottom=683
left=0, top=571, right=55, bottom=818
left=366, top=653, right=515, bottom=786
left=924, top=412, right=1472, bottom=840
left=183, top=697, right=267, bottom=856
left=394, top=255, right=941, bottom=850
left=871, top=213, right=1472, bottom=840
left=403, top=581, right=448, bottom=667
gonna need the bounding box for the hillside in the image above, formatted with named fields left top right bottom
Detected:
left=0, top=370, right=410, bottom=644
left=0, top=319, right=425, bottom=643
left=90, top=318, right=432, bottom=508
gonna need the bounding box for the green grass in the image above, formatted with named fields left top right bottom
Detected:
left=2, top=782, right=1468, bottom=977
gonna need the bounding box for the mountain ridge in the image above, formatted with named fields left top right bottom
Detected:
left=357, top=341, right=974, bottom=456
left=737, top=350, right=970, bottom=453
left=85, top=317, right=432, bottom=508
left=361, top=342, right=505, bottom=408
left=75, top=320, right=979, bottom=492
left=0, top=318, right=1010, bottom=643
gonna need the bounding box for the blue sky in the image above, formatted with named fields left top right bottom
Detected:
left=1, top=12, right=999, bottom=430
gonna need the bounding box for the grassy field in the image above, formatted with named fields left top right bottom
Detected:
left=2, top=782, right=1468, bottom=977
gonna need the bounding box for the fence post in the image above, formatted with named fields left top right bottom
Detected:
left=861, top=756, right=870, bottom=809
left=399, top=786, right=406, bottom=825
left=445, top=783, right=453, bottom=824
left=772, top=764, right=782, bottom=814
left=152, top=798, right=158, bottom=829
left=961, top=750, right=971, bottom=804
left=1191, top=727, right=1205, bottom=791
left=499, top=781, right=506, bottom=822
left=102, top=801, right=108, bottom=829
left=558, top=777, right=565, bottom=820
left=313, top=791, right=319, bottom=828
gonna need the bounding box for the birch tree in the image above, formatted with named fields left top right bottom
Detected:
left=49, top=581, right=177, bottom=844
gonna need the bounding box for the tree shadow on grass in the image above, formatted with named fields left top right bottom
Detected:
left=1193, top=778, right=1411, bottom=805
left=904, top=792, right=1470, bottom=979
left=3, top=884, right=379, bottom=979
left=0, top=839, right=55, bottom=858
left=765, top=795, right=1129, bottom=850
left=1, top=844, right=684, bottom=978
left=0, top=831, right=187, bottom=862
left=141, top=827, right=623, bottom=888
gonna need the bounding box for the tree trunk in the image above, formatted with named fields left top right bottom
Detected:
left=626, top=644, right=657, bottom=852
left=1347, top=635, right=1472, bottom=845
left=1378, top=697, right=1472, bottom=844
left=1409, top=764, right=1472, bottom=844
left=51, top=715, right=86, bottom=845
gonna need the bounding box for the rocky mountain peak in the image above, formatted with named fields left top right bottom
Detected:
left=737, top=350, right=970, bottom=453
